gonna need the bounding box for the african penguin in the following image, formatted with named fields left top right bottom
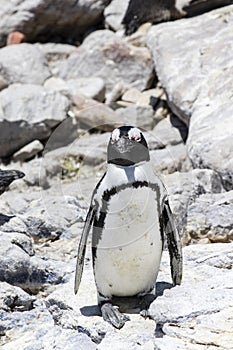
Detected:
left=74, top=126, right=182, bottom=329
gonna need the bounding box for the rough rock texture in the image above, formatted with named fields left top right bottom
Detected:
left=149, top=243, right=233, bottom=350
left=104, top=0, right=129, bottom=31
left=0, top=44, right=51, bottom=85
left=0, top=0, right=111, bottom=46
left=0, top=84, right=70, bottom=157
left=1, top=243, right=232, bottom=349
left=12, top=140, right=44, bottom=162
left=57, top=29, right=154, bottom=94
left=147, top=5, right=233, bottom=190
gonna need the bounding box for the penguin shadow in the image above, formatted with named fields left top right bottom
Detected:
left=0, top=213, right=15, bottom=226
left=80, top=281, right=173, bottom=317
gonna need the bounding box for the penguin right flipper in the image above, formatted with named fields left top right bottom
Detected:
left=74, top=206, right=96, bottom=294
left=101, top=303, right=130, bottom=329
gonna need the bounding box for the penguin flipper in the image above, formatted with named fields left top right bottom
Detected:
left=162, top=199, right=182, bottom=285
left=74, top=206, right=95, bottom=294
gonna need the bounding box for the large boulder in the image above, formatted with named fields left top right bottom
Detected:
left=57, top=29, right=154, bottom=95
left=0, top=84, right=70, bottom=158
left=0, top=0, right=111, bottom=46
left=147, top=5, right=233, bottom=190
left=0, top=44, right=51, bottom=85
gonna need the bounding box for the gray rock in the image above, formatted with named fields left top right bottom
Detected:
left=72, top=95, right=118, bottom=131
left=147, top=117, right=183, bottom=149
left=36, top=43, right=76, bottom=63
left=57, top=29, right=154, bottom=94
left=151, top=143, right=191, bottom=175
left=0, top=84, right=70, bottom=158
left=0, top=44, right=51, bottom=85
left=12, top=140, right=44, bottom=162
left=45, top=77, right=106, bottom=102
left=147, top=5, right=233, bottom=190
left=116, top=105, right=155, bottom=130
left=186, top=190, right=233, bottom=243
left=0, top=0, right=111, bottom=46
left=104, top=0, right=129, bottom=31
left=150, top=243, right=233, bottom=350
left=0, top=282, right=35, bottom=312
left=163, top=169, right=224, bottom=243
left=0, top=229, right=66, bottom=291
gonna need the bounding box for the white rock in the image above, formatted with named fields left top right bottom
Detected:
left=13, top=140, right=44, bottom=162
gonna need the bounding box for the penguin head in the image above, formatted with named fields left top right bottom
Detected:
left=107, top=126, right=150, bottom=166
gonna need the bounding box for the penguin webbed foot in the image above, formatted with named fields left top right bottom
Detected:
left=101, top=302, right=130, bottom=329
left=139, top=294, right=156, bottom=319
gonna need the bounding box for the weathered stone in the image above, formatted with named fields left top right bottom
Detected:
left=6, top=31, right=25, bottom=45
left=150, top=143, right=191, bottom=175
left=147, top=5, right=233, bottom=190
left=115, top=105, right=155, bottom=130
left=45, top=77, right=106, bottom=102
left=123, top=0, right=233, bottom=35
left=0, top=84, right=70, bottom=158
left=0, top=282, right=35, bottom=312
left=36, top=43, right=76, bottom=63
left=163, top=169, right=224, bottom=243
left=186, top=191, right=233, bottom=243
left=0, top=0, right=111, bottom=46
left=72, top=95, right=118, bottom=131
left=0, top=230, right=65, bottom=291
left=147, top=117, right=183, bottom=149
left=0, top=44, right=51, bottom=85
left=12, top=140, right=44, bottom=162
left=57, top=30, right=154, bottom=94
left=150, top=243, right=233, bottom=350
left=104, top=0, right=129, bottom=31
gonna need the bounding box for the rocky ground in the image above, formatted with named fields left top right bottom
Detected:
left=0, top=1, right=233, bottom=349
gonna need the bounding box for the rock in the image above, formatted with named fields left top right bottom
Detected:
left=36, top=43, right=76, bottom=63
left=150, top=143, right=191, bottom=175
left=0, top=84, right=70, bottom=158
left=57, top=29, right=154, bottom=94
left=123, top=0, right=233, bottom=35
left=0, top=75, right=8, bottom=91
left=72, top=95, right=118, bottom=131
left=6, top=31, right=25, bottom=45
left=12, top=140, right=44, bottom=162
left=163, top=169, right=224, bottom=243
left=45, top=77, right=106, bottom=102
left=0, top=44, right=51, bottom=85
left=0, top=169, right=25, bottom=196
left=0, top=0, right=112, bottom=46
left=115, top=105, right=155, bottom=130
left=147, top=117, right=183, bottom=149
left=0, top=229, right=66, bottom=291
left=147, top=6, right=233, bottom=190
left=186, top=190, right=233, bottom=243
left=0, top=282, right=35, bottom=312
left=104, top=0, right=129, bottom=31
left=149, top=243, right=233, bottom=350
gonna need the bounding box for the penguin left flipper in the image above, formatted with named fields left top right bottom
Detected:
left=162, top=199, right=183, bottom=286
left=101, top=303, right=130, bottom=329
left=74, top=206, right=96, bottom=294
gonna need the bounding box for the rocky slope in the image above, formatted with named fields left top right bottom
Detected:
left=0, top=2, right=233, bottom=349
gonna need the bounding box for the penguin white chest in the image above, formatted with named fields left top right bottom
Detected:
left=93, top=186, right=163, bottom=298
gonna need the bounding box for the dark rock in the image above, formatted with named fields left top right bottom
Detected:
left=0, top=169, right=25, bottom=195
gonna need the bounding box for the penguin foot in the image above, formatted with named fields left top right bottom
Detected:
left=139, top=294, right=155, bottom=319
left=101, top=303, right=130, bottom=329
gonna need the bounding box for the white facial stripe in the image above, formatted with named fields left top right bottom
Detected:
left=111, top=128, right=120, bottom=142
left=128, top=127, right=141, bottom=141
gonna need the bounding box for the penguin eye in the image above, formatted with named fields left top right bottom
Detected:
left=111, top=128, right=120, bottom=143
left=131, top=135, right=141, bottom=142
left=128, top=127, right=142, bottom=142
